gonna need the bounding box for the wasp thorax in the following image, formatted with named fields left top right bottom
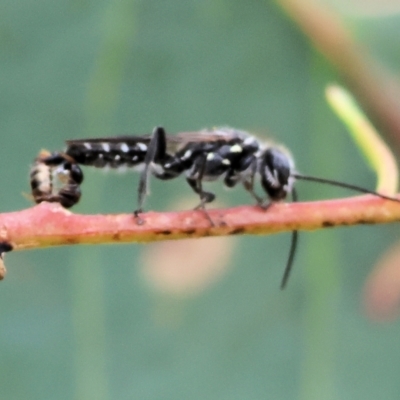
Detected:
left=259, top=147, right=294, bottom=200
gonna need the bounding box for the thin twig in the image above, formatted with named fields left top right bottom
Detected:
left=1, top=196, right=399, bottom=251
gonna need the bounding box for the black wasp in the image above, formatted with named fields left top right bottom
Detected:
left=31, top=126, right=400, bottom=289
left=64, top=127, right=295, bottom=213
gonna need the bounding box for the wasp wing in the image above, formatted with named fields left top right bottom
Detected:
left=66, top=127, right=255, bottom=166
left=65, top=135, right=153, bottom=146
left=169, top=128, right=252, bottom=152
left=66, top=128, right=246, bottom=144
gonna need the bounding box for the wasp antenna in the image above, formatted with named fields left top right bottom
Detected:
left=280, top=188, right=299, bottom=290
left=292, top=173, right=400, bottom=203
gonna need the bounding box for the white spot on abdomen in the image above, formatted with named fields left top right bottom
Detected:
left=102, top=143, right=111, bottom=152
left=120, top=143, right=129, bottom=153
left=137, top=143, right=147, bottom=152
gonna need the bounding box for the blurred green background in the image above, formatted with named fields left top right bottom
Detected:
left=1, top=1, right=400, bottom=399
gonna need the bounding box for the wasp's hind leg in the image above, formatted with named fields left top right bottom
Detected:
left=134, top=126, right=168, bottom=222
left=186, top=176, right=216, bottom=226
left=187, top=177, right=216, bottom=210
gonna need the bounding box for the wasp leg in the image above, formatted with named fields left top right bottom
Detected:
left=242, top=180, right=265, bottom=206
left=224, top=168, right=262, bottom=205
left=186, top=156, right=216, bottom=226
left=134, top=126, right=167, bottom=221
left=187, top=178, right=216, bottom=209
left=239, top=159, right=264, bottom=206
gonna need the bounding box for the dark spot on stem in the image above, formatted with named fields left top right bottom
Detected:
left=112, top=233, right=121, bottom=241
left=356, top=219, right=372, bottom=225
left=230, top=228, right=245, bottom=235
left=0, top=242, right=12, bottom=281
left=184, top=229, right=196, bottom=235
left=0, top=242, right=12, bottom=255
left=158, top=230, right=172, bottom=236
left=322, top=221, right=335, bottom=228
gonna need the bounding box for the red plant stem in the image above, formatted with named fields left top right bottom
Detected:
left=1, top=196, right=399, bottom=251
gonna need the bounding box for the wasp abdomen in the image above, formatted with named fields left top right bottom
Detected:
left=66, top=141, right=148, bottom=169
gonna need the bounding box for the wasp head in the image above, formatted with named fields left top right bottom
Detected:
left=259, top=147, right=295, bottom=201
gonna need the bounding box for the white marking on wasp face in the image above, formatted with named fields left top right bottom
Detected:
left=136, top=143, right=147, bottom=152
left=230, top=144, right=242, bottom=153
left=120, top=143, right=129, bottom=153
left=207, top=152, right=215, bottom=161
left=132, top=155, right=138, bottom=162
left=273, top=169, right=279, bottom=182
left=164, top=163, right=171, bottom=169
left=102, top=143, right=110, bottom=152
left=222, top=158, right=231, bottom=165
left=265, top=168, right=280, bottom=188
left=114, top=155, right=121, bottom=161
left=84, top=143, right=92, bottom=150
